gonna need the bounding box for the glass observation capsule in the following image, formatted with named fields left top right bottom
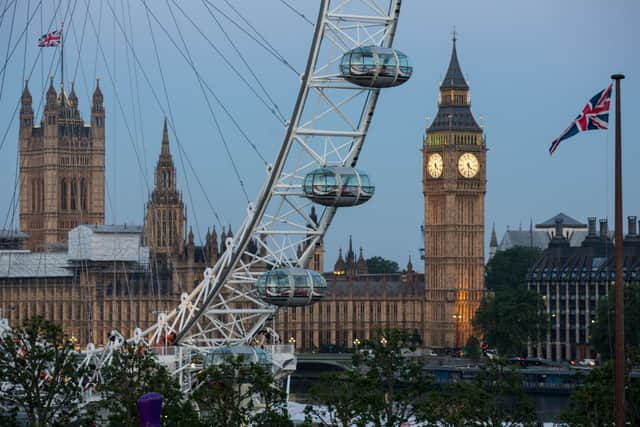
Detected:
left=255, top=268, right=327, bottom=307
left=303, top=166, right=374, bottom=207
left=340, top=46, right=412, bottom=88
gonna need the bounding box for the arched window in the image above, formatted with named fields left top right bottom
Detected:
left=31, top=179, right=36, bottom=212
left=60, top=179, right=67, bottom=210
left=80, top=178, right=87, bottom=211
left=70, top=180, right=77, bottom=210
left=39, top=179, right=44, bottom=212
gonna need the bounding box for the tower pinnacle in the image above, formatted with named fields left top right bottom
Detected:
left=161, top=117, right=170, bottom=155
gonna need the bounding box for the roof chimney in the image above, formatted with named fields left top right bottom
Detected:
left=587, top=217, right=597, bottom=237
left=554, top=217, right=563, bottom=238
left=628, top=216, right=638, bottom=237
left=599, top=219, right=609, bottom=240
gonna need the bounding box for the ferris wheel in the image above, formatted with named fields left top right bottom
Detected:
left=0, top=0, right=412, bottom=390
left=88, top=0, right=411, bottom=388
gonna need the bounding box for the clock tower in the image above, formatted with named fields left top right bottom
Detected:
left=423, top=36, right=486, bottom=348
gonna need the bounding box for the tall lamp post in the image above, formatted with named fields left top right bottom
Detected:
left=452, top=313, right=462, bottom=351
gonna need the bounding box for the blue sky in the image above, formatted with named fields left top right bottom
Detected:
left=0, top=0, right=638, bottom=272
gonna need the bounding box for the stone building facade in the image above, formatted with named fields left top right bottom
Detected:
left=276, top=253, right=423, bottom=352
left=422, top=37, right=486, bottom=348
left=19, top=79, right=105, bottom=251
left=527, top=216, right=640, bottom=361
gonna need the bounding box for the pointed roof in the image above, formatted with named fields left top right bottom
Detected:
left=161, top=117, right=170, bottom=156
left=69, top=80, right=78, bottom=104
left=490, top=223, right=498, bottom=247
left=536, top=213, right=586, bottom=229
left=21, top=79, right=31, bottom=100
left=46, top=76, right=57, bottom=98
left=92, top=77, right=103, bottom=103
left=426, top=35, right=481, bottom=133
left=441, top=36, right=468, bottom=90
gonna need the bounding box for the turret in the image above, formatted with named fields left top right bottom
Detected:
left=489, top=222, right=498, bottom=260
left=20, top=80, right=33, bottom=137
left=91, top=78, right=104, bottom=139
left=68, top=80, right=78, bottom=113
left=43, top=77, right=57, bottom=137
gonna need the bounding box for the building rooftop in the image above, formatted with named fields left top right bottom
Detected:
left=537, top=213, right=586, bottom=229
left=83, top=224, right=143, bottom=234
left=0, top=251, right=72, bottom=278
left=0, top=230, right=29, bottom=240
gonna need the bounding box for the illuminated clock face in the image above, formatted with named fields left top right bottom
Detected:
left=458, top=153, right=479, bottom=178
left=427, top=153, right=443, bottom=178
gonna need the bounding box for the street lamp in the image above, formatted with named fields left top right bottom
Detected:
left=452, top=314, right=462, bottom=351
left=380, top=336, right=388, bottom=346
left=353, top=338, right=361, bottom=347
left=288, top=336, right=296, bottom=345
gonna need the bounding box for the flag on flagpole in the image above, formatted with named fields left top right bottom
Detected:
left=549, top=84, right=612, bottom=155
left=38, top=29, right=62, bottom=47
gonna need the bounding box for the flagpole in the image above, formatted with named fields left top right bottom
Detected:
left=60, top=22, right=64, bottom=88
left=611, top=73, right=625, bottom=427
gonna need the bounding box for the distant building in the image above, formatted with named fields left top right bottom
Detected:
left=277, top=240, right=422, bottom=352
left=19, top=79, right=105, bottom=251
left=422, top=36, right=486, bottom=348
left=490, top=213, right=590, bottom=260
left=0, top=230, right=29, bottom=250
left=526, top=216, right=640, bottom=361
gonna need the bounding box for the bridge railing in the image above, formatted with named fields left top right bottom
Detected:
left=265, top=344, right=295, bottom=354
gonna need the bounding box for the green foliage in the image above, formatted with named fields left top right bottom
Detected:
left=560, top=357, right=640, bottom=426
left=305, top=371, right=369, bottom=426
left=306, top=329, right=433, bottom=426
left=365, top=256, right=399, bottom=274
left=192, top=356, right=291, bottom=427
left=419, top=359, right=540, bottom=427
left=590, top=285, right=640, bottom=360
left=463, top=335, right=482, bottom=360
left=456, top=358, right=540, bottom=427
left=0, top=316, right=86, bottom=427
left=486, top=246, right=541, bottom=291
left=473, top=288, right=548, bottom=357
left=93, top=343, right=199, bottom=427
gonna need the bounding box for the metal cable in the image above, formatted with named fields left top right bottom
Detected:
left=199, top=0, right=287, bottom=123
left=277, top=0, right=314, bottom=26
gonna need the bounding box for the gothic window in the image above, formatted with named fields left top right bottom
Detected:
left=60, top=179, right=67, bottom=210
left=31, top=179, right=36, bottom=212
left=39, top=179, right=44, bottom=212
left=161, top=171, right=166, bottom=188
left=167, top=172, right=171, bottom=189
left=70, top=180, right=77, bottom=210
left=162, top=211, right=167, bottom=246
left=80, top=178, right=87, bottom=211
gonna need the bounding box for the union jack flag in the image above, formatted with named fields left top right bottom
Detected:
left=38, top=29, right=62, bottom=47
left=549, top=84, right=612, bottom=155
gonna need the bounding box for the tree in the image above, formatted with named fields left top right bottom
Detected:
left=560, top=357, right=640, bottom=426
left=463, top=335, right=482, bottom=360
left=590, top=285, right=640, bottom=360
left=306, top=329, right=434, bottom=426
left=305, top=370, right=372, bottom=426
left=365, top=256, right=399, bottom=274
left=473, top=288, right=548, bottom=356
left=456, top=358, right=540, bottom=427
left=485, top=246, right=541, bottom=291
left=94, top=343, right=199, bottom=426
left=192, top=356, right=292, bottom=427
left=0, top=316, right=86, bottom=426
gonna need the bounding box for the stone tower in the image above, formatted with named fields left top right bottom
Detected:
left=19, top=78, right=105, bottom=250
left=143, top=119, right=186, bottom=257
left=423, top=36, right=486, bottom=348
